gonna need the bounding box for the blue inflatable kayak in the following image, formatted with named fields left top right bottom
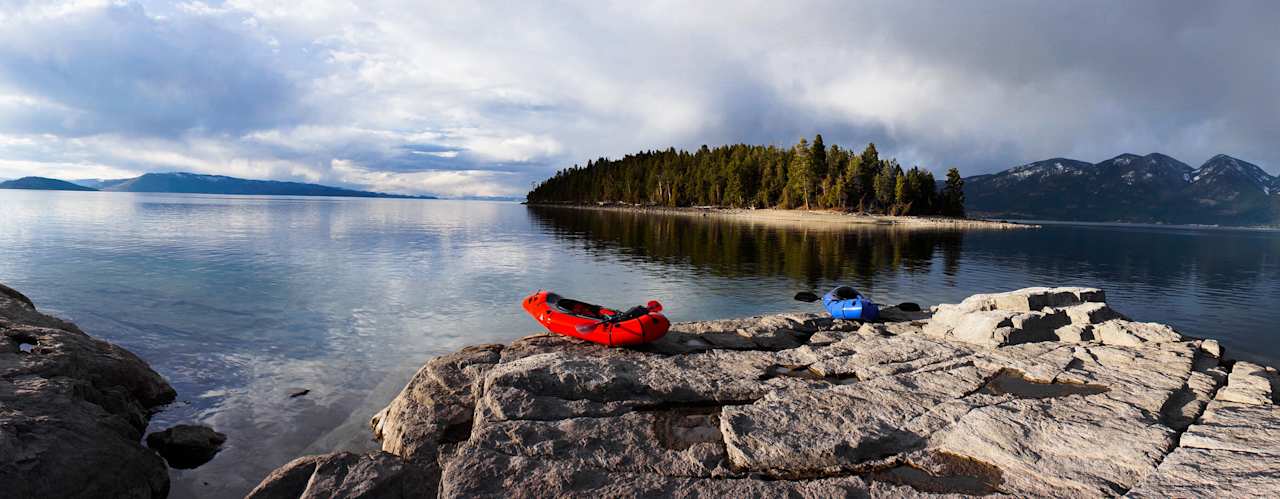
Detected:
left=822, top=286, right=880, bottom=321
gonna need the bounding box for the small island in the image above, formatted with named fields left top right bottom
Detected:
left=527, top=136, right=967, bottom=217
left=523, top=136, right=1036, bottom=230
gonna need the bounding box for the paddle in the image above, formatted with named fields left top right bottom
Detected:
left=575, top=300, right=663, bottom=333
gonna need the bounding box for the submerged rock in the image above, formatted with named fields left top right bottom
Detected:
left=146, top=424, right=227, bottom=469
left=0, top=282, right=176, bottom=498
left=248, top=286, right=1280, bottom=497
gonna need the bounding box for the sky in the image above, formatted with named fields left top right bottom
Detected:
left=1, top=1, right=1278, bottom=197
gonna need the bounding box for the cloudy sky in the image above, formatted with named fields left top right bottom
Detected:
left=1, top=1, right=1277, bottom=196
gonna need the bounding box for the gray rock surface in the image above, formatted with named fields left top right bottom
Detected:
left=1127, top=366, right=1280, bottom=497
left=252, top=287, right=1280, bottom=498
left=0, top=282, right=177, bottom=498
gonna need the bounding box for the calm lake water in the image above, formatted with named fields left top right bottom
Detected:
left=3, top=190, right=1279, bottom=498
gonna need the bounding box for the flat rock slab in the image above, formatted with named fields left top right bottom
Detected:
left=251, top=287, right=1278, bottom=498
left=1128, top=400, right=1280, bottom=497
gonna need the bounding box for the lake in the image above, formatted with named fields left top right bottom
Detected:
left=2, top=190, right=1278, bottom=498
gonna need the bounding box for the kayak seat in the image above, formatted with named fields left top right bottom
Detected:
left=547, top=293, right=609, bottom=320
left=832, top=286, right=860, bottom=300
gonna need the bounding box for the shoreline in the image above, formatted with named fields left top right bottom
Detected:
left=10, top=278, right=1279, bottom=497
left=525, top=202, right=1039, bottom=230
left=1, top=282, right=177, bottom=498
left=251, top=286, right=1280, bottom=498
left=990, top=217, right=1280, bottom=233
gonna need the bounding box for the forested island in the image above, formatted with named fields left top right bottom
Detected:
left=527, top=135, right=966, bottom=217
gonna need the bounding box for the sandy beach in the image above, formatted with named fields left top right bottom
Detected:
left=526, top=203, right=1039, bottom=230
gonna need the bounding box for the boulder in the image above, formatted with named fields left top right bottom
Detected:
left=1, top=282, right=176, bottom=498
left=1214, top=361, right=1278, bottom=405
left=923, top=287, right=1107, bottom=347
left=146, top=424, right=227, bottom=469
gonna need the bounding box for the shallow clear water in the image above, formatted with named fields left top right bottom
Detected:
left=2, top=191, right=1278, bottom=498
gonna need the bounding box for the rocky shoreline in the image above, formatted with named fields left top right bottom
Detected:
left=526, top=203, right=1038, bottom=230
left=6, top=281, right=1279, bottom=498
left=250, top=286, right=1280, bottom=498
left=1, top=283, right=176, bottom=497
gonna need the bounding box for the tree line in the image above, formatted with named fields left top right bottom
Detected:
left=526, top=134, right=966, bottom=217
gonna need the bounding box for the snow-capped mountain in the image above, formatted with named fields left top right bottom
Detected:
left=966, top=153, right=1279, bottom=225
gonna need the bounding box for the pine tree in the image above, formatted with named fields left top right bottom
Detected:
left=859, top=143, right=879, bottom=170
left=894, top=174, right=910, bottom=214
left=785, top=138, right=813, bottom=209
left=858, top=143, right=880, bottom=206
left=943, top=167, right=965, bottom=217
left=906, top=168, right=937, bottom=215
left=811, top=134, right=827, bottom=185
left=874, top=166, right=896, bottom=208
left=845, top=156, right=865, bottom=210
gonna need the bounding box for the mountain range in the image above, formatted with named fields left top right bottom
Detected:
left=965, top=153, right=1280, bottom=226
left=0, top=172, right=435, bottom=199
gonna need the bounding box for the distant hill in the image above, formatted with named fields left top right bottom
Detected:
left=58, top=172, right=435, bottom=199
left=73, top=178, right=130, bottom=190
left=457, top=195, right=525, bottom=202
left=965, top=153, right=1280, bottom=226
left=0, top=177, right=98, bottom=191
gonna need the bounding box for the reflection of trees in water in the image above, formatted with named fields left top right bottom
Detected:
left=528, top=207, right=964, bottom=289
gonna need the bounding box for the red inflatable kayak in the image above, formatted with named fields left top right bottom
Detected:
left=521, top=291, right=670, bottom=346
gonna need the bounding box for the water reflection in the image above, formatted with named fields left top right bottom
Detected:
left=528, top=207, right=1280, bottom=368
left=528, top=206, right=966, bottom=291
left=1, top=192, right=1278, bottom=499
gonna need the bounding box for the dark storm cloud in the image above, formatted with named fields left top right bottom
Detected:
left=0, top=0, right=1277, bottom=196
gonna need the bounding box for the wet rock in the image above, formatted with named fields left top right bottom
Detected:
left=1, top=283, right=176, bottom=498
left=251, top=286, right=1273, bottom=497
left=146, top=424, right=227, bottom=469
left=793, top=291, right=820, bottom=302
left=245, top=451, right=431, bottom=499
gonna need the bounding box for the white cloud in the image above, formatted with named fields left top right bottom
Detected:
left=1, top=0, right=1278, bottom=195
left=0, top=158, right=138, bottom=181
left=330, top=159, right=518, bottom=197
